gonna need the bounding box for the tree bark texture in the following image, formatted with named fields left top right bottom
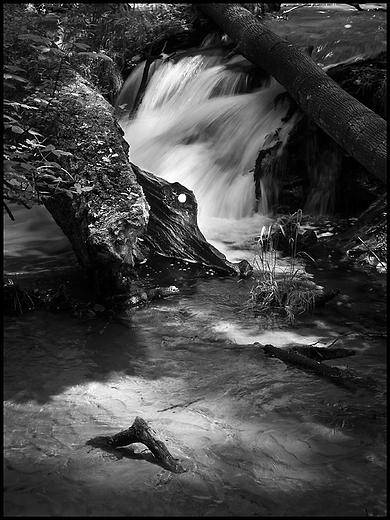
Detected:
left=69, top=53, right=124, bottom=105
left=41, top=66, right=150, bottom=297
left=262, top=343, right=378, bottom=392
left=132, top=164, right=237, bottom=275
left=254, top=52, right=386, bottom=216
left=23, top=54, right=235, bottom=296
left=86, top=416, right=185, bottom=473
left=196, top=3, right=386, bottom=185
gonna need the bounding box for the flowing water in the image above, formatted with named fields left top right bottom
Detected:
left=4, top=5, right=386, bottom=517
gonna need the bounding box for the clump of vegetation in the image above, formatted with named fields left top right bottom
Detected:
left=249, top=210, right=322, bottom=323
left=18, top=3, right=199, bottom=73
left=3, top=276, right=41, bottom=315
left=3, top=3, right=202, bottom=219
left=3, top=4, right=89, bottom=218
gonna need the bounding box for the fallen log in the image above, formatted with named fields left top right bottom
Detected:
left=30, top=56, right=236, bottom=295
left=6, top=19, right=239, bottom=299
left=262, top=343, right=377, bottom=392
left=197, top=3, right=386, bottom=185
left=254, top=53, right=386, bottom=216
left=289, top=345, right=356, bottom=361
left=86, top=416, right=185, bottom=474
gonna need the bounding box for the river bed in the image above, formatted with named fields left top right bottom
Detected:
left=3, top=4, right=387, bottom=516
left=4, top=206, right=386, bottom=517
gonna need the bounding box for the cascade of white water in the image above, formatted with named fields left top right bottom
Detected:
left=116, top=52, right=296, bottom=260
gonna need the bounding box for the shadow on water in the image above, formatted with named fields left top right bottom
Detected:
left=4, top=313, right=146, bottom=404
left=3, top=193, right=386, bottom=517
left=4, top=279, right=387, bottom=516
left=4, top=4, right=387, bottom=514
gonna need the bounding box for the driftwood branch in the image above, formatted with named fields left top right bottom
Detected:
left=86, top=416, right=185, bottom=474
left=290, top=345, right=356, bottom=361
left=262, top=344, right=377, bottom=392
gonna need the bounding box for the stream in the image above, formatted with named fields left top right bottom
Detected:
left=4, top=4, right=387, bottom=517
left=3, top=209, right=387, bottom=518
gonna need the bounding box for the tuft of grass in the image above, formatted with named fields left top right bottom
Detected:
left=3, top=276, right=40, bottom=315
left=249, top=210, right=321, bottom=323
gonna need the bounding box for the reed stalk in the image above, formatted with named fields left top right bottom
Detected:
left=249, top=211, right=320, bottom=323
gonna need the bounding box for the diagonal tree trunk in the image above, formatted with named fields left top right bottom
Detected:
left=28, top=55, right=236, bottom=297
left=196, top=3, right=386, bottom=185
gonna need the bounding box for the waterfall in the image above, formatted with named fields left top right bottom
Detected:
left=115, top=50, right=299, bottom=260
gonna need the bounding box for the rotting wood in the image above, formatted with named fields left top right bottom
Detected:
left=289, top=345, right=356, bottom=361
left=7, top=25, right=238, bottom=299
left=261, top=343, right=378, bottom=392
left=86, top=416, right=185, bottom=474
left=132, top=163, right=239, bottom=276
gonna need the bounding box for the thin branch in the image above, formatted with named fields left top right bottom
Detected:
left=282, top=4, right=309, bottom=15
left=357, top=236, right=386, bottom=268
left=3, top=202, right=15, bottom=221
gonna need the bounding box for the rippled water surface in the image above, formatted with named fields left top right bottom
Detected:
left=4, top=303, right=387, bottom=516
left=267, top=3, right=386, bottom=67
left=4, top=4, right=387, bottom=517
left=4, top=210, right=387, bottom=517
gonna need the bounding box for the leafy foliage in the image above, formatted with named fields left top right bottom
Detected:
left=3, top=7, right=84, bottom=217
left=3, top=3, right=196, bottom=219
left=23, top=3, right=198, bottom=71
